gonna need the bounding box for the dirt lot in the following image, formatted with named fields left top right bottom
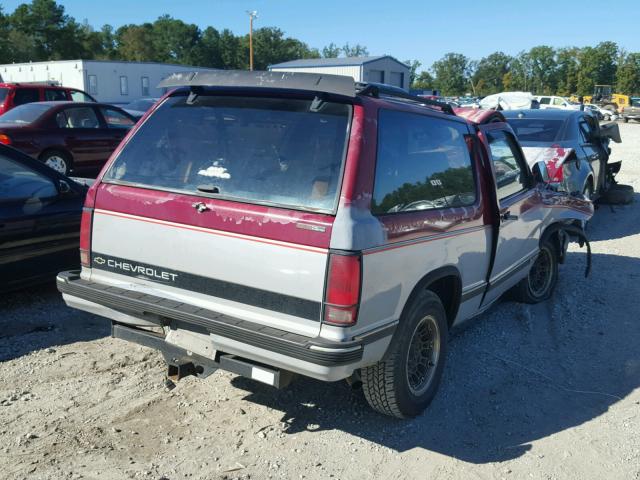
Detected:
left=1, top=123, right=639, bottom=480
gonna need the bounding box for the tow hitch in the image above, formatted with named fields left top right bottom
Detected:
left=111, top=323, right=296, bottom=389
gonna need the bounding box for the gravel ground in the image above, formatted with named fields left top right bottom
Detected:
left=1, top=123, right=639, bottom=480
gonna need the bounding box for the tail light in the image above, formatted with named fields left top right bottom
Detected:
left=79, top=183, right=98, bottom=267
left=546, top=159, right=564, bottom=183
left=0, top=134, right=11, bottom=145
left=323, top=253, right=361, bottom=326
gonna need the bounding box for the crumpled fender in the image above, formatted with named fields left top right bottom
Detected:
left=539, top=187, right=593, bottom=222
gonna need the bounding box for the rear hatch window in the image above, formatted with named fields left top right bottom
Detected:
left=0, top=103, right=50, bottom=124
left=104, top=93, right=351, bottom=213
left=506, top=118, right=564, bottom=142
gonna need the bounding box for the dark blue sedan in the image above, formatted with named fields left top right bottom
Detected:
left=0, top=144, right=88, bottom=292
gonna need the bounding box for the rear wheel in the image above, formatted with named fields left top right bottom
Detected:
left=512, top=240, right=558, bottom=304
left=41, top=150, right=72, bottom=175
left=361, top=290, right=448, bottom=418
left=602, top=184, right=634, bottom=204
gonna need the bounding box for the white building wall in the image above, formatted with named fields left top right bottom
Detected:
left=0, top=60, right=84, bottom=90
left=270, top=58, right=410, bottom=90
left=82, top=61, right=217, bottom=104
left=362, top=58, right=410, bottom=90
left=0, top=60, right=218, bottom=104
left=270, top=65, right=362, bottom=81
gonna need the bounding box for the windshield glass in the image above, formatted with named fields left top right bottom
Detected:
left=0, top=88, right=8, bottom=103
left=104, top=94, right=351, bottom=213
left=632, top=98, right=640, bottom=107
left=125, top=98, right=156, bottom=111
left=505, top=118, right=565, bottom=142
left=0, top=103, right=50, bottom=124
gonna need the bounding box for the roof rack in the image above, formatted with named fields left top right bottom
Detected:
left=356, top=82, right=455, bottom=115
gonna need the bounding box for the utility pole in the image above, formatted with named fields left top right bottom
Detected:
left=247, top=10, right=258, bottom=71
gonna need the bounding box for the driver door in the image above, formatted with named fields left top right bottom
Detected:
left=480, top=126, right=542, bottom=307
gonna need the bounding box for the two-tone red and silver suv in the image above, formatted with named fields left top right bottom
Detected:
left=58, top=71, right=592, bottom=418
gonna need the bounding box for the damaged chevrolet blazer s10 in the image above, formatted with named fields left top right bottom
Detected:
left=57, top=71, right=592, bottom=418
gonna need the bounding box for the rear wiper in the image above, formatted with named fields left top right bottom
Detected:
left=197, top=184, right=220, bottom=194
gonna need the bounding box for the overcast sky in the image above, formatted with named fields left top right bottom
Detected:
left=3, top=0, right=640, bottom=69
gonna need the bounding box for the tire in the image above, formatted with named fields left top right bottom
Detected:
left=40, top=150, right=72, bottom=175
left=512, top=240, right=558, bottom=304
left=361, top=290, right=448, bottom=418
left=601, top=184, right=634, bottom=205
left=623, top=116, right=629, bottom=123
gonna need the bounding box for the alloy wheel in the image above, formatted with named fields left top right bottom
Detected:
left=406, top=315, right=441, bottom=396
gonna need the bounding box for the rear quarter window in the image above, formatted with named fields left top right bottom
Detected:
left=103, top=94, right=351, bottom=213
left=371, top=110, right=476, bottom=214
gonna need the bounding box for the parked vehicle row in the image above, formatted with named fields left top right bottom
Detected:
left=0, top=82, right=96, bottom=116
left=55, top=71, right=593, bottom=418
left=0, top=101, right=135, bottom=176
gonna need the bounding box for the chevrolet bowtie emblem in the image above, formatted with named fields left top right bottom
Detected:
left=94, top=257, right=106, bottom=265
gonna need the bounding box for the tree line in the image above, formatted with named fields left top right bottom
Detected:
left=1, top=0, right=638, bottom=98
left=0, top=0, right=369, bottom=71
left=411, top=42, right=640, bottom=97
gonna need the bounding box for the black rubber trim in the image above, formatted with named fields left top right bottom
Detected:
left=488, top=256, right=533, bottom=292
left=57, top=271, right=363, bottom=366
left=460, top=283, right=486, bottom=302
left=90, top=252, right=321, bottom=321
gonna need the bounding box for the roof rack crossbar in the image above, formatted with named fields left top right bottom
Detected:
left=356, top=82, right=455, bottom=115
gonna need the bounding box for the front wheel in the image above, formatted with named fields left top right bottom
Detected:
left=512, top=240, right=558, bottom=304
left=361, top=290, right=448, bottom=418
left=41, top=150, right=72, bottom=175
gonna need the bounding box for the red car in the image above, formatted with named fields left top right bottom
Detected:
left=0, top=101, right=136, bottom=175
left=0, top=82, right=96, bottom=116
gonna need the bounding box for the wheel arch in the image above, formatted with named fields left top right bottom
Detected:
left=39, top=147, right=73, bottom=162
left=401, top=266, right=462, bottom=329
left=540, top=222, right=567, bottom=264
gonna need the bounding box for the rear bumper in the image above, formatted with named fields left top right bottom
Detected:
left=56, top=271, right=394, bottom=381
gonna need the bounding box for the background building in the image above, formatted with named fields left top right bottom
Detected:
left=268, top=56, right=410, bottom=90
left=0, top=60, right=217, bottom=104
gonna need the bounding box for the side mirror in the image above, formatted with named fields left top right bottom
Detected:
left=57, top=179, right=74, bottom=197
left=532, top=161, right=550, bottom=184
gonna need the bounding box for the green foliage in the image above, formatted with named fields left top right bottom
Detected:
left=0, top=0, right=361, bottom=70
left=341, top=43, right=369, bottom=57
left=413, top=71, right=435, bottom=91
left=418, top=41, right=638, bottom=97
left=432, top=53, right=470, bottom=96
left=616, top=52, right=640, bottom=95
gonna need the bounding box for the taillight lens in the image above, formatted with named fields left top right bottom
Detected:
left=0, top=134, right=11, bottom=145
left=323, top=253, right=361, bottom=326
left=79, top=208, right=93, bottom=267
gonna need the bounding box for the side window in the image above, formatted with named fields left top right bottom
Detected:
left=70, top=90, right=95, bottom=102
left=120, top=76, right=129, bottom=96
left=487, top=131, right=528, bottom=201
left=539, top=97, right=551, bottom=105
left=372, top=110, right=476, bottom=214
left=13, top=88, right=40, bottom=106
left=578, top=120, right=596, bottom=143
left=552, top=97, right=565, bottom=106
left=141, top=76, right=150, bottom=97
left=0, top=155, right=57, bottom=202
left=55, top=107, right=100, bottom=129
left=100, top=107, right=135, bottom=128
left=88, top=75, right=98, bottom=95
left=44, top=89, right=67, bottom=101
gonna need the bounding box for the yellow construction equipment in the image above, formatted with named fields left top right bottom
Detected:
left=571, top=85, right=630, bottom=112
